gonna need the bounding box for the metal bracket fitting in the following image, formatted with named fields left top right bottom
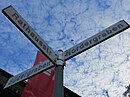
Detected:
left=56, top=50, right=65, bottom=66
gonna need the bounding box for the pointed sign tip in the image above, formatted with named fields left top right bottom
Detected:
left=2, top=5, right=12, bottom=13
left=3, top=86, right=7, bottom=89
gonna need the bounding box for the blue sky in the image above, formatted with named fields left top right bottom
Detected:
left=0, top=0, right=130, bottom=97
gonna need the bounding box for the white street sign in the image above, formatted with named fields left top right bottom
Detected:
left=4, top=60, right=54, bottom=89
left=64, top=20, right=130, bottom=61
left=2, top=5, right=57, bottom=65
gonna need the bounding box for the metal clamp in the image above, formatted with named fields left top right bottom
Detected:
left=56, top=50, right=65, bottom=66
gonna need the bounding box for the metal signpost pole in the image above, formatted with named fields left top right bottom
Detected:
left=53, top=50, right=65, bottom=97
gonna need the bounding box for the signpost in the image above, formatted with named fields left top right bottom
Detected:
left=2, top=5, right=130, bottom=97
left=64, top=20, right=130, bottom=61
left=4, top=60, right=54, bottom=89
left=2, top=5, right=57, bottom=65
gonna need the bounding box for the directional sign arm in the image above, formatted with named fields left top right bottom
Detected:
left=64, top=20, right=130, bottom=61
left=2, top=5, right=57, bottom=65
left=4, top=60, right=54, bottom=89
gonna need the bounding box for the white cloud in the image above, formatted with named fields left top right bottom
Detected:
left=0, top=0, right=130, bottom=97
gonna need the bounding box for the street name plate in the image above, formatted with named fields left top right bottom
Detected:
left=4, top=60, right=54, bottom=89
left=2, top=5, right=57, bottom=65
left=64, top=20, right=130, bottom=61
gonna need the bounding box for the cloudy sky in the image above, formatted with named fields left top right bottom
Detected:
left=0, top=0, right=130, bottom=97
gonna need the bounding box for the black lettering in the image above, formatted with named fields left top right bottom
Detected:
left=106, top=30, right=112, bottom=34
left=25, top=71, right=32, bottom=77
left=47, top=61, right=50, bottom=66
left=39, top=41, right=43, bottom=46
left=34, top=68, right=38, bottom=73
left=80, top=43, right=84, bottom=49
left=26, top=26, right=30, bottom=33
left=18, top=19, right=23, bottom=25
left=30, top=32, right=34, bottom=37
left=46, top=47, right=49, bottom=53
left=112, top=27, right=118, bottom=31
left=117, top=24, right=124, bottom=28
left=22, top=74, right=26, bottom=79
left=12, top=13, right=19, bottom=20
left=38, top=65, right=43, bottom=70
left=84, top=41, right=89, bottom=46
left=102, top=33, right=107, bottom=37
left=76, top=46, right=79, bottom=51
left=23, top=23, right=27, bottom=29
left=89, top=40, right=92, bottom=44
left=15, top=75, right=21, bottom=81
left=72, top=49, right=76, bottom=53
left=97, top=35, right=101, bottom=39
left=42, top=44, right=46, bottom=50
left=49, top=51, right=51, bottom=55
left=30, top=69, right=35, bottom=74
left=30, top=70, right=34, bottom=75
left=42, top=64, right=46, bottom=68
left=35, top=36, right=39, bottom=42
left=19, top=74, right=25, bottom=80
left=64, top=50, right=71, bottom=57
left=93, top=37, right=98, bottom=43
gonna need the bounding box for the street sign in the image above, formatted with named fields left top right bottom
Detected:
left=2, top=5, right=130, bottom=97
left=2, top=5, right=57, bottom=65
left=4, top=60, right=54, bottom=89
left=64, top=20, right=130, bottom=61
